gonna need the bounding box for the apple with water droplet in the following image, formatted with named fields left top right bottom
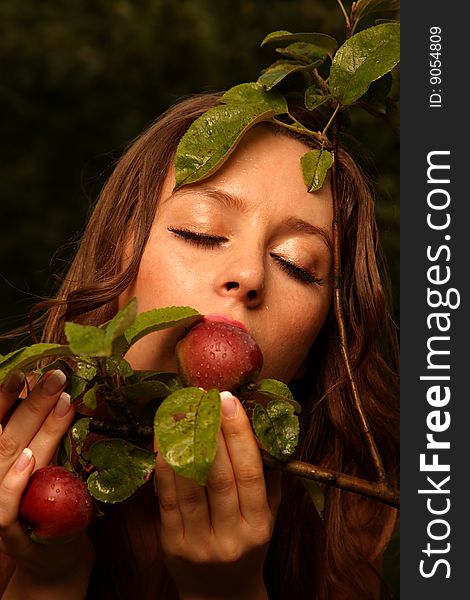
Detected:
left=19, top=465, right=94, bottom=544
left=176, top=315, right=263, bottom=391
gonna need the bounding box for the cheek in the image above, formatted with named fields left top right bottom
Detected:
left=261, top=291, right=331, bottom=382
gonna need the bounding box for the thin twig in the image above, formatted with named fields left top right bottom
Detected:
left=330, top=142, right=388, bottom=484
left=271, top=117, right=329, bottom=147
left=336, top=0, right=351, bottom=32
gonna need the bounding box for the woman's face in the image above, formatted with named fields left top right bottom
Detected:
left=121, top=126, right=333, bottom=384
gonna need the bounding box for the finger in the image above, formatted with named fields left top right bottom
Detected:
left=0, top=371, right=26, bottom=422
left=173, top=468, right=211, bottom=539
left=29, top=392, right=75, bottom=469
left=154, top=452, right=184, bottom=542
left=0, top=370, right=67, bottom=474
left=206, top=430, right=240, bottom=535
left=219, top=392, right=270, bottom=523
left=0, top=448, right=35, bottom=558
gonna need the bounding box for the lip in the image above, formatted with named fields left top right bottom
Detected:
left=202, top=313, right=249, bottom=333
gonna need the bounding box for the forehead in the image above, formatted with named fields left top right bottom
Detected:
left=160, top=125, right=332, bottom=226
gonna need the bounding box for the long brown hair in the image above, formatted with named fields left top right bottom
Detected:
left=36, top=93, right=398, bottom=598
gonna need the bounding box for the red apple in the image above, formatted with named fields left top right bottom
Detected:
left=19, top=466, right=94, bottom=544
left=176, top=315, right=263, bottom=392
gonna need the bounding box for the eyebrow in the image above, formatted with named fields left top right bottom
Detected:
left=168, top=186, right=332, bottom=250
left=168, top=186, right=247, bottom=212
left=281, top=216, right=332, bottom=251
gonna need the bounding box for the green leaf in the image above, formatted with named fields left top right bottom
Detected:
left=354, top=0, right=400, bottom=24
left=103, top=298, right=138, bottom=356
left=64, top=322, right=108, bottom=357
left=174, top=83, right=288, bottom=188
left=275, top=42, right=327, bottom=65
left=0, top=343, right=72, bottom=383
left=248, top=379, right=301, bottom=414
left=104, top=356, right=134, bottom=378
left=261, top=30, right=338, bottom=59
left=68, top=359, right=97, bottom=400
left=221, top=82, right=287, bottom=109
left=82, top=383, right=99, bottom=410
left=252, top=400, right=299, bottom=461
left=301, top=148, right=333, bottom=192
left=304, top=87, right=331, bottom=111
left=258, top=60, right=316, bottom=92
left=301, top=478, right=325, bottom=519
left=329, top=23, right=400, bottom=106
left=154, top=387, right=221, bottom=485
left=124, top=306, right=201, bottom=346
left=86, top=439, right=155, bottom=503
left=71, top=417, right=91, bottom=455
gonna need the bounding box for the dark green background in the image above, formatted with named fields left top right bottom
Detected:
left=0, top=0, right=398, bottom=344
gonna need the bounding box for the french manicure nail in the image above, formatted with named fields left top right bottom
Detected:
left=220, top=391, right=238, bottom=418
left=15, top=448, right=33, bottom=471
left=1, top=371, right=25, bottom=394
left=53, top=392, right=71, bottom=418
left=41, top=370, right=67, bottom=396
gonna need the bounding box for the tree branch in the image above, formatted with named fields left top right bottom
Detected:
left=88, top=419, right=400, bottom=508
left=330, top=144, right=388, bottom=484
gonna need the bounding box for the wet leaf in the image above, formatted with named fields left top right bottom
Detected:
left=258, top=60, right=316, bottom=91
left=252, top=400, right=299, bottom=461
left=154, top=388, right=221, bottom=485
left=301, top=148, right=333, bottom=192
left=68, top=359, right=98, bottom=400
left=174, top=83, right=287, bottom=188
left=248, top=379, right=301, bottom=414
left=124, top=306, right=201, bottom=347
left=71, top=417, right=91, bottom=455
left=0, top=343, right=72, bottom=382
left=261, top=30, right=338, bottom=59
left=329, top=23, right=400, bottom=106
left=104, top=356, right=134, bottom=378
left=86, top=439, right=155, bottom=503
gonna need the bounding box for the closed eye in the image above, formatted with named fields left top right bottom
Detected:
left=168, top=227, right=228, bottom=248
left=271, top=254, right=323, bottom=285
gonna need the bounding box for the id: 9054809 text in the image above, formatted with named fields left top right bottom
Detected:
left=429, top=26, right=442, bottom=108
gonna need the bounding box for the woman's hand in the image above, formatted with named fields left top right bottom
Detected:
left=0, top=370, right=94, bottom=597
left=155, top=391, right=281, bottom=600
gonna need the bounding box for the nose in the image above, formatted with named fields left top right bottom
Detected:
left=215, top=251, right=265, bottom=308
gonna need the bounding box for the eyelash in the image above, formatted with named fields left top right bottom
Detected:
left=168, top=227, right=227, bottom=248
left=168, top=227, right=322, bottom=286
left=272, top=255, right=323, bottom=286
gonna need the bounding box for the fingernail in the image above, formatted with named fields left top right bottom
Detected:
left=41, top=370, right=67, bottom=395
left=53, top=392, right=71, bottom=418
left=220, top=391, right=238, bottom=418
left=1, top=371, right=25, bottom=394
left=15, top=448, right=33, bottom=471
